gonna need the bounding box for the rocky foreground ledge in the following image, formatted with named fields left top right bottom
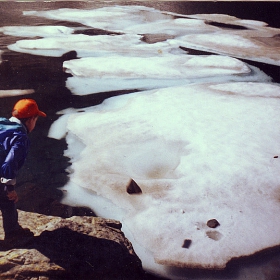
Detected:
left=0, top=210, right=146, bottom=280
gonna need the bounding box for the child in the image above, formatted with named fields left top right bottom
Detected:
left=0, top=99, right=46, bottom=245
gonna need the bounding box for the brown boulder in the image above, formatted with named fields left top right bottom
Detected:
left=0, top=210, right=145, bottom=280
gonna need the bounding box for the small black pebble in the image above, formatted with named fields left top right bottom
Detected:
left=182, top=239, right=192, bottom=249
left=274, top=156, right=278, bottom=158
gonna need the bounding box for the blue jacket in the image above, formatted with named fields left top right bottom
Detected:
left=0, top=117, right=30, bottom=189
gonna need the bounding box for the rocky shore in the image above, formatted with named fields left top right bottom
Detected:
left=0, top=210, right=146, bottom=279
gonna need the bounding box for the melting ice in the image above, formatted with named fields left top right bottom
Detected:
left=1, top=4, right=280, bottom=280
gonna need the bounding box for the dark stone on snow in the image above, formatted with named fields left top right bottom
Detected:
left=182, top=239, right=192, bottom=249
left=127, top=179, right=142, bottom=194
left=207, top=219, right=220, bottom=228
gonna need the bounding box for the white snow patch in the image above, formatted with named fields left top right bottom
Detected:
left=1, top=25, right=74, bottom=38
left=0, top=89, right=34, bottom=98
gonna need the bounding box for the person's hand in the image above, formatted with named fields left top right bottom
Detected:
left=7, top=190, right=19, bottom=203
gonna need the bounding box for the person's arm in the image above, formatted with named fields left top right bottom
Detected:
left=1, top=133, right=29, bottom=192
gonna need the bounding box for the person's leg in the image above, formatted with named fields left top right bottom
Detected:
left=0, top=185, right=20, bottom=238
left=1, top=200, right=20, bottom=237
left=0, top=185, right=33, bottom=245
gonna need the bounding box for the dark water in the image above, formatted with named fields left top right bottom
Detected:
left=0, top=2, right=280, bottom=280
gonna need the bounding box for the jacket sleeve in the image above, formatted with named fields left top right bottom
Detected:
left=0, top=132, right=29, bottom=189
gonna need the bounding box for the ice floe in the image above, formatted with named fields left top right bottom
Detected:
left=49, top=82, right=280, bottom=271
left=8, top=33, right=173, bottom=58
left=1, top=25, right=74, bottom=38
left=63, top=54, right=272, bottom=95
left=5, top=5, right=277, bottom=66
left=175, top=33, right=280, bottom=66
left=0, top=89, right=34, bottom=98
